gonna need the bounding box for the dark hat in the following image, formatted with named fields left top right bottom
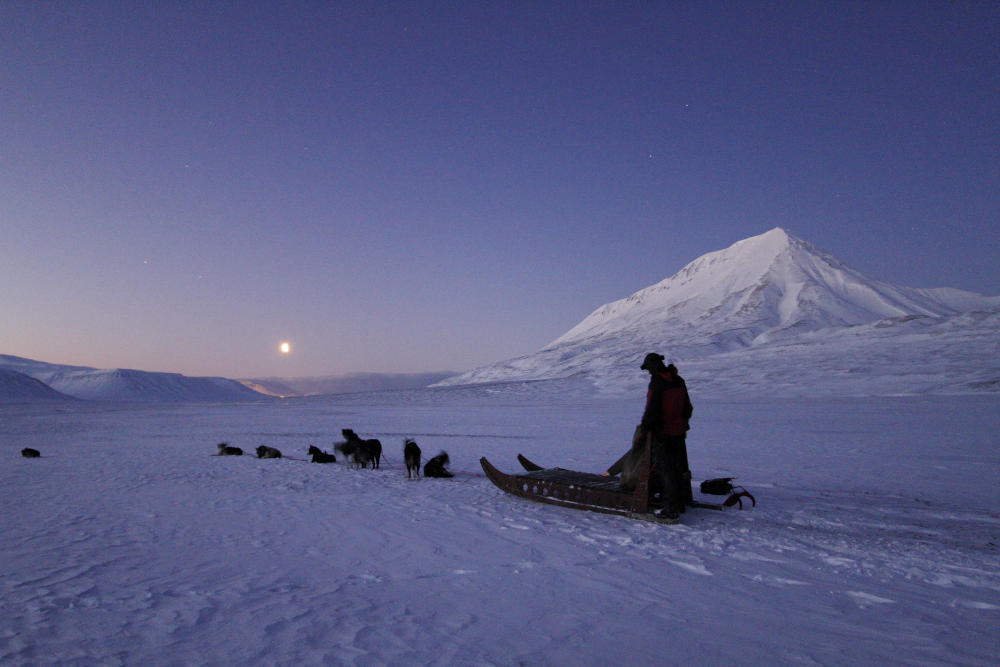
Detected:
left=640, top=352, right=665, bottom=370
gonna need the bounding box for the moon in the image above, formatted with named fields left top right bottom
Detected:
left=279, top=342, right=291, bottom=354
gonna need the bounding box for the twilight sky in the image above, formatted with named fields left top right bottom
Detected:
left=2, top=2, right=998, bottom=379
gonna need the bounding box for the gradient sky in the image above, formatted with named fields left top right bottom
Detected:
left=3, top=2, right=998, bottom=379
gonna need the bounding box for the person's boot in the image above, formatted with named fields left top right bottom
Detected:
left=655, top=507, right=680, bottom=522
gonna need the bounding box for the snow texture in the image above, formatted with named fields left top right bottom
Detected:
left=2, top=385, right=998, bottom=666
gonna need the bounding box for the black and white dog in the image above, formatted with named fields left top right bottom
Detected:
left=403, top=438, right=421, bottom=479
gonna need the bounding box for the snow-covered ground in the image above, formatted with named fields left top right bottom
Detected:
left=3, top=382, right=998, bottom=666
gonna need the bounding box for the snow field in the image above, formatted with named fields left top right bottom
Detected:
left=2, top=389, right=999, bottom=666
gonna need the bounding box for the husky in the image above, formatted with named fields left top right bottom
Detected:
left=334, top=434, right=361, bottom=467
left=216, top=442, right=243, bottom=456
left=423, top=451, right=453, bottom=478
left=335, top=436, right=370, bottom=468
left=340, top=429, right=382, bottom=469
left=403, top=439, right=421, bottom=479
left=307, top=445, right=337, bottom=463
left=256, top=445, right=282, bottom=459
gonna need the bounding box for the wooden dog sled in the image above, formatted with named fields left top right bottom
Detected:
left=481, top=441, right=746, bottom=521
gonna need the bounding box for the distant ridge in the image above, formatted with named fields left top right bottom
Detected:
left=0, top=355, right=265, bottom=403
left=0, top=368, right=76, bottom=402
left=0, top=354, right=450, bottom=402
left=240, top=372, right=455, bottom=397
left=436, top=228, right=1000, bottom=395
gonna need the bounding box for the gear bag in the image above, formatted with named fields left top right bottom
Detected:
left=699, top=477, right=756, bottom=509
left=618, top=425, right=648, bottom=492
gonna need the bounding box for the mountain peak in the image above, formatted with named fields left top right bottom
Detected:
left=733, top=226, right=793, bottom=252
left=437, top=228, right=1000, bottom=390
left=549, top=228, right=810, bottom=346
left=669, top=227, right=805, bottom=285
left=747, top=227, right=814, bottom=263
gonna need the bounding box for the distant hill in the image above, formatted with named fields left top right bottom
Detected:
left=436, top=228, right=1000, bottom=396
left=0, top=368, right=76, bottom=403
left=0, top=355, right=266, bottom=403
left=240, top=372, right=454, bottom=397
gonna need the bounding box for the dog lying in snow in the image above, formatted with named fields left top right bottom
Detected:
left=404, top=439, right=421, bottom=478
left=307, top=445, right=337, bottom=463
left=21, top=448, right=41, bottom=458
left=423, top=451, right=453, bottom=478
left=216, top=442, right=243, bottom=456
left=255, top=445, right=282, bottom=459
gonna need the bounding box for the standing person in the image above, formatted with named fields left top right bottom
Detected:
left=638, top=353, right=693, bottom=520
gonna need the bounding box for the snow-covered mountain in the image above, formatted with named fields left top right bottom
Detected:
left=0, top=368, right=76, bottom=402
left=438, top=228, right=1000, bottom=395
left=0, top=355, right=266, bottom=403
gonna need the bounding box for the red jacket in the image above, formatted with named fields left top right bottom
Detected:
left=641, top=371, right=693, bottom=436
